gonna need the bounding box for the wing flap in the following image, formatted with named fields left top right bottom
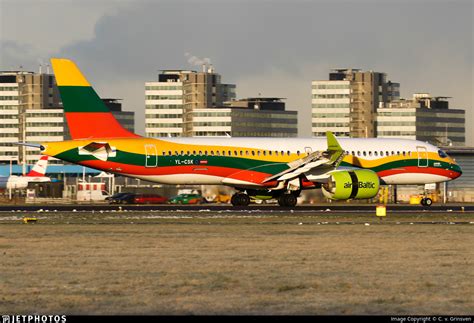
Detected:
left=263, top=131, right=345, bottom=183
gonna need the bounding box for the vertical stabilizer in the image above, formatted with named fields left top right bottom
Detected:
left=50, top=58, right=140, bottom=139
left=26, top=155, right=49, bottom=177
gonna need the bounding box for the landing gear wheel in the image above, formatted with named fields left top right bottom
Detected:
left=231, top=193, right=250, bottom=206
left=421, top=197, right=433, bottom=207
left=278, top=193, right=297, bottom=207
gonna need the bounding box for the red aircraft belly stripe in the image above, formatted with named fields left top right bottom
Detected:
left=378, top=166, right=455, bottom=178
left=80, top=160, right=274, bottom=184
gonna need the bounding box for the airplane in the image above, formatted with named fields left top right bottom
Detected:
left=0, top=155, right=51, bottom=190
left=25, top=58, right=462, bottom=207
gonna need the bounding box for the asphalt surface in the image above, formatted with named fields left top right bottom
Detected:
left=0, top=203, right=472, bottom=212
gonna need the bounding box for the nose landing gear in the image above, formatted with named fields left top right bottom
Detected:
left=420, top=197, right=433, bottom=207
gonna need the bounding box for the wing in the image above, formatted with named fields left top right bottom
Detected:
left=263, top=131, right=347, bottom=183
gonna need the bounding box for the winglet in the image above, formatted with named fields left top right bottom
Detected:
left=326, top=131, right=344, bottom=165
left=327, top=131, right=342, bottom=152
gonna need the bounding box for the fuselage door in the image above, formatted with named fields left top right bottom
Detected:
left=417, top=146, right=428, bottom=168
left=145, top=144, right=158, bottom=167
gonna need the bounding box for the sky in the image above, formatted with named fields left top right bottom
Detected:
left=1, top=0, right=472, bottom=145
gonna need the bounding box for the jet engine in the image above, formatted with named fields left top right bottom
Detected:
left=321, top=169, right=380, bottom=200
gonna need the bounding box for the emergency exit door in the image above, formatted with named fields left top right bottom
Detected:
left=417, top=146, right=428, bottom=168
left=145, top=144, right=158, bottom=167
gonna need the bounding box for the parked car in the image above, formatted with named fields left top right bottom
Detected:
left=168, top=193, right=206, bottom=205
left=133, top=194, right=168, bottom=204
left=108, top=192, right=136, bottom=204
left=106, top=192, right=129, bottom=203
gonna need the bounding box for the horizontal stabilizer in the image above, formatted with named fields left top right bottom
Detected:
left=78, top=142, right=116, bottom=161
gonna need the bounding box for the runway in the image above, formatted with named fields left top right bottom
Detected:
left=0, top=203, right=472, bottom=213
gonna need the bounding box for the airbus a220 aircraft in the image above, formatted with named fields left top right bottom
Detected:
left=27, top=59, right=462, bottom=207
left=0, top=155, right=50, bottom=190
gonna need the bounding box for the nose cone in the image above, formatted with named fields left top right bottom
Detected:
left=451, top=163, right=462, bottom=179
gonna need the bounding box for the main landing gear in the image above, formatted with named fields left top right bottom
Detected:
left=231, top=193, right=251, bottom=206
left=231, top=191, right=299, bottom=207
left=277, top=193, right=298, bottom=207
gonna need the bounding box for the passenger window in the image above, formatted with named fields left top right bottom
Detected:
left=297, top=151, right=300, bottom=156
left=374, top=151, right=378, bottom=156
left=269, top=151, right=272, bottom=156
left=363, top=151, right=367, bottom=156
left=251, top=151, right=255, bottom=156
left=369, top=151, right=372, bottom=156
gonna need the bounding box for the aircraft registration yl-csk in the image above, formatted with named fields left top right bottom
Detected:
left=19, top=59, right=462, bottom=207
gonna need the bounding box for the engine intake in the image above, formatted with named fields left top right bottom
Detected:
left=322, top=169, right=380, bottom=200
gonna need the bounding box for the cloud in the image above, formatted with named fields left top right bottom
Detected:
left=1, top=0, right=472, bottom=143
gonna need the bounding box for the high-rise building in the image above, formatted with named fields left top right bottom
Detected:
left=0, top=71, right=63, bottom=165
left=312, top=68, right=399, bottom=138
left=377, top=93, right=465, bottom=146
left=145, top=66, right=236, bottom=138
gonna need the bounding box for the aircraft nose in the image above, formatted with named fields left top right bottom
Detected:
left=451, top=163, right=462, bottom=178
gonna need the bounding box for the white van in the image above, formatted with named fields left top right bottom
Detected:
left=76, top=182, right=109, bottom=201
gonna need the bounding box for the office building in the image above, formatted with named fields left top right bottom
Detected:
left=102, top=98, right=135, bottom=133
left=145, top=66, right=236, bottom=138
left=312, top=68, right=399, bottom=138
left=377, top=93, right=465, bottom=146
left=223, top=97, right=298, bottom=137
left=182, top=97, right=298, bottom=137
left=0, top=71, right=62, bottom=165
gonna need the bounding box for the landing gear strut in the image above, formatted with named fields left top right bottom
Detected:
left=278, top=193, right=298, bottom=207
left=231, top=193, right=250, bottom=206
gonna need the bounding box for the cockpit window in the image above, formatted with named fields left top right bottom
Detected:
left=438, top=150, right=449, bottom=158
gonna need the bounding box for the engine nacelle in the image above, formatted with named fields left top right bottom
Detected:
left=321, top=169, right=379, bottom=200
